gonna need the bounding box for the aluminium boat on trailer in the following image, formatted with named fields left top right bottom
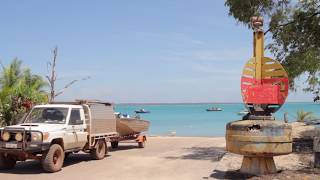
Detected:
left=115, top=113, right=150, bottom=136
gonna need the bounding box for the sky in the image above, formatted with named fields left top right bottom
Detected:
left=0, top=0, right=314, bottom=103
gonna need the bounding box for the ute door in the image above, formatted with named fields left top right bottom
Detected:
left=64, top=108, right=77, bottom=150
left=69, top=108, right=88, bottom=148
left=64, top=123, right=78, bottom=150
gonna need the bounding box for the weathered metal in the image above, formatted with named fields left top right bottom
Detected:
left=241, top=17, right=289, bottom=115
left=241, top=57, right=289, bottom=106
left=226, top=16, right=292, bottom=175
left=226, top=120, right=292, bottom=158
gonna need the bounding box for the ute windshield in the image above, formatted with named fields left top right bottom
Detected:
left=24, top=107, right=69, bottom=124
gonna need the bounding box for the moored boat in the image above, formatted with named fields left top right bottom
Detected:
left=237, top=109, right=249, bottom=115
left=206, top=107, right=222, bottom=111
left=135, top=109, right=150, bottom=113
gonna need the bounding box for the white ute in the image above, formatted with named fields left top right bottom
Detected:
left=0, top=100, right=117, bottom=172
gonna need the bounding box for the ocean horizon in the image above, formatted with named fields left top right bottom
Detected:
left=116, top=101, right=313, bottom=105
left=115, top=102, right=320, bottom=137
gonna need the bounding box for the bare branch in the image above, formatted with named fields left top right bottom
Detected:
left=54, top=76, right=91, bottom=98
left=47, top=46, right=58, bottom=102
left=46, top=46, right=91, bottom=101
left=45, top=75, right=51, bottom=83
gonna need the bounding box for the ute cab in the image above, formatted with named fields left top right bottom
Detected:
left=0, top=104, right=88, bottom=153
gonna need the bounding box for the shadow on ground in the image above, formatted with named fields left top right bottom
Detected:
left=165, top=147, right=226, bottom=162
left=0, top=144, right=143, bottom=175
left=208, top=169, right=256, bottom=180
left=208, top=168, right=320, bottom=179
left=108, top=144, right=141, bottom=152
left=0, top=153, right=106, bottom=175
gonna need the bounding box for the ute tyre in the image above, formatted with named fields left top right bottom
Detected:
left=91, top=140, right=106, bottom=160
left=41, top=144, right=65, bottom=173
left=0, top=153, right=16, bottom=169
left=111, top=141, right=119, bottom=149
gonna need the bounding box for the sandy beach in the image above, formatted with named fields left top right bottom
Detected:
left=0, top=136, right=318, bottom=180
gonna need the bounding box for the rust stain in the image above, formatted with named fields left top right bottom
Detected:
left=226, top=120, right=292, bottom=157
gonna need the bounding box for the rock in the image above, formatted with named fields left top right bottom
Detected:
left=291, top=122, right=319, bottom=139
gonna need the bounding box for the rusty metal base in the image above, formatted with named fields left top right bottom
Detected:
left=240, top=156, right=277, bottom=175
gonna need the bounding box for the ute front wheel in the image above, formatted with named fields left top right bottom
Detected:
left=41, top=144, right=65, bottom=173
left=0, top=153, right=16, bottom=169
left=91, top=139, right=106, bottom=160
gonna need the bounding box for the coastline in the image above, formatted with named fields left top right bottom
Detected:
left=115, top=102, right=320, bottom=136
left=0, top=136, right=317, bottom=180
left=116, top=101, right=313, bottom=105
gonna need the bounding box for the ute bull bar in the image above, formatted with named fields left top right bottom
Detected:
left=0, top=128, right=50, bottom=153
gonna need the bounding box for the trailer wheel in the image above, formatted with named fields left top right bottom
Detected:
left=91, top=139, right=106, bottom=160
left=138, top=141, right=145, bottom=148
left=111, top=141, right=119, bottom=149
left=0, top=153, right=16, bottom=170
left=41, top=144, right=65, bottom=173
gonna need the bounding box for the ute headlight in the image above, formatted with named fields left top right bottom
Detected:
left=2, top=132, right=10, bottom=141
left=15, top=132, right=23, bottom=142
left=31, top=132, right=42, bottom=142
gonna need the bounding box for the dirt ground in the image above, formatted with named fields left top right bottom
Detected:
left=0, top=137, right=319, bottom=180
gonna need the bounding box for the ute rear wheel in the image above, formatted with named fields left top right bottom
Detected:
left=0, top=153, right=16, bottom=169
left=41, top=144, right=65, bottom=173
left=111, top=141, right=119, bottom=149
left=90, top=139, right=106, bottom=160
left=138, top=141, right=145, bottom=148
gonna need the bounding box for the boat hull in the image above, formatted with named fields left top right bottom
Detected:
left=135, top=111, right=150, bottom=113
left=116, top=118, right=150, bottom=136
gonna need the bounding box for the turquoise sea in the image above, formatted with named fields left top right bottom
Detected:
left=115, top=103, right=320, bottom=137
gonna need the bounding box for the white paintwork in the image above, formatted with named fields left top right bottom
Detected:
left=2, top=104, right=93, bottom=151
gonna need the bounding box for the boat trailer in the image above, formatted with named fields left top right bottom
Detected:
left=109, top=133, right=147, bottom=149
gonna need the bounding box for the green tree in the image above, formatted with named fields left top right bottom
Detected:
left=296, top=110, right=314, bottom=122
left=225, top=0, right=320, bottom=91
left=0, top=59, right=48, bottom=126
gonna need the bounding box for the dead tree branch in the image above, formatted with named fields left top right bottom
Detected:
left=54, top=76, right=91, bottom=98
left=47, top=47, right=90, bottom=102
left=48, top=47, right=58, bottom=102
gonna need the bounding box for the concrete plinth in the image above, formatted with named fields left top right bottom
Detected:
left=240, top=156, right=277, bottom=175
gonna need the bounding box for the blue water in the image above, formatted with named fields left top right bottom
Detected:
left=115, top=103, right=320, bottom=137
